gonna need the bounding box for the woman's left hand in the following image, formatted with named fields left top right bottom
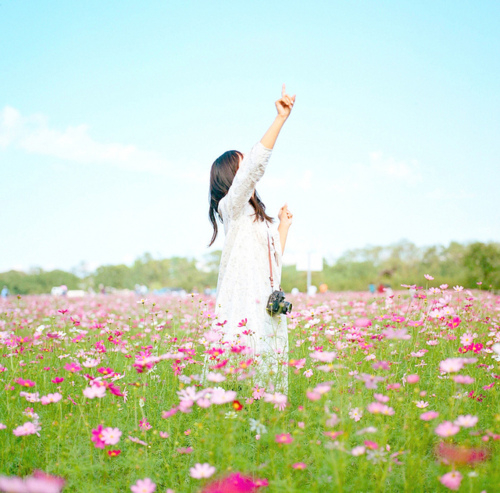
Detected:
left=278, top=203, right=293, bottom=227
left=275, top=84, right=296, bottom=119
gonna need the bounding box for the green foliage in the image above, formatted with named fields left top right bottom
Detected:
left=2, top=241, right=499, bottom=295
left=0, top=269, right=80, bottom=295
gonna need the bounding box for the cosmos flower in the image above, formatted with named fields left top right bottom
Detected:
left=275, top=433, right=293, bottom=444
left=130, top=477, right=156, bottom=493
left=101, top=427, right=122, bottom=445
left=435, top=421, right=460, bottom=437
left=189, top=463, right=216, bottom=479
left=438, top=471, right=462, bottom=490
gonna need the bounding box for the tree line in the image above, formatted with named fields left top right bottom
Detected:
left=1, top=240, right=499, bottom=295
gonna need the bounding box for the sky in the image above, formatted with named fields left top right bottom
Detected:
left=1, top=0, right=499, bottom=274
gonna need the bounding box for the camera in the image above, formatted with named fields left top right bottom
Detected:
left=266, top=290, right=292, bottom=316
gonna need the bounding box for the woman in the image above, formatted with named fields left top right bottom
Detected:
left=207, top=84, right=295, bottom=393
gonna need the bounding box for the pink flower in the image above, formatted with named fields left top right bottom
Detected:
left=420, top=411, right=439, bottom=421
left=438, top=471, right=462, bottom=490
left=424, top=274, right=434, bottom=280
left=130, top=477, right=156, bottom=493
left=159, top=432, right=169, bottom=438
left=40, top=393, right=62, bottom=405
left=12, top=422, right=39, bottom=436
left=306, top=391, right=321, bottom=401
left=453, top=375, right=474, bottom=384
left=162, top=406, right=178, bottom=419
left=275, top=433, right=293, bottom=444
left=101, top=427, right=122, bottom=445
left=439, top=358, right=465, bottom=373
left=83, top=386, right=106, bottom=399
left=292, top=462, right=307, bottom=469
left=354, top=317, right=372, bottom=328
left=189, top=463, right=216, bottom=479
left=374, top=393, right=389, bottom=403
left=435, top=421, right=460, bottom=437
left=51, top=377, right=64, bottom=384
left=406, top=374, right=419, bottom=384
left=128, top=436, right=148, bottom=446
left=367, top=402, right=394, bottom=415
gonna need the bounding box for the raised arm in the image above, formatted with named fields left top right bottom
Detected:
left=223, top=84, right=296, bottom=219
left=223, top=142, right=272, bottom=218
left=260, top=84, right=296, bottom=149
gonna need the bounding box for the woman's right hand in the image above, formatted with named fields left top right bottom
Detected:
left=275, top=84, right=296, bottom=119
left=278, top=203, right=293, bottom=227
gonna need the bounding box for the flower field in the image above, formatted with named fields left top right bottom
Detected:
left=1, top=284, right=499, bottom=492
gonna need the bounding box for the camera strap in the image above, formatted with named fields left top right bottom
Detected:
left=266, top=230, right=274, bottom=290
left=266, top=223, right=282, bottom=291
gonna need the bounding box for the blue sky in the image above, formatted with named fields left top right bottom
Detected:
left=1, top=1, right=499, bottom=273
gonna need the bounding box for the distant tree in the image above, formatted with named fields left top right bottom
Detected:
left=463, top=242, right=500, bottom=290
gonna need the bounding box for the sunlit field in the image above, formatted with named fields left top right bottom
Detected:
left=1, top=284, right=499, bottom=492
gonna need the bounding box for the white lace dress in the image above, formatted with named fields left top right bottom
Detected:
left=213, top=141, right=289, bottom=392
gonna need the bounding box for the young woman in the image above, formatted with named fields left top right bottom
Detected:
left=208, top=84, right=295, bottom=392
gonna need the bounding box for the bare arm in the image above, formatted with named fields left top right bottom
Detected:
left=277, top=203, right=293, bottom=255
left=278, top=222, right=290, bottom=255
left=260, top=84, right=296, bottom=150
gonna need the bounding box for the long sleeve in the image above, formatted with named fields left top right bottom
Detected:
left=222, top=142, right=272, bottom=219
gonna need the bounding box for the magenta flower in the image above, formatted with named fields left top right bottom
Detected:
left=64, top=362, right=82, bottom=373
left=15, top=378, right=36, bottom=388
left=435, top=421, right=460, bottom=437
left=91, top=425, right=106, bottom=449
left=201, top=472, right=268, bottom=492
left=275, top=433, right=293, bottom=444
left=139, top=419, right=152, bottom=431
left=51, top=377, right=64, bottom=384
left=130, top=477, right=156, bottom=493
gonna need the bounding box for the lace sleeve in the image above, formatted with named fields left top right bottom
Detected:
left=224, top=142, right=272, bottom=219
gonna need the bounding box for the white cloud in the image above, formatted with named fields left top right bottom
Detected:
left=366, top=151, right=422, bottom=185
left=0, top=106, right=171, bottom=174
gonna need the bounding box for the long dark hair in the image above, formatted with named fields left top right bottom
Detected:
left=208, top=150, right=273, bottom=247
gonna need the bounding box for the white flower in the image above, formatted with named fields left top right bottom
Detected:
left=414, top=401, right=429, bottom=408
left=351, top=446, right=366, bottom=456
left=349, top=407, right=363, bottom=422
left=206, top=372, right=226, bottom=383
left=249, top=418, right=267, bottom=435
left=454, top=415, right=478, bottom=428
left=189, top=463, right=216, bottom=479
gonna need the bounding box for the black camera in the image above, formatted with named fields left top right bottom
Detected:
left=266, top=290, right=292, bottom=316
